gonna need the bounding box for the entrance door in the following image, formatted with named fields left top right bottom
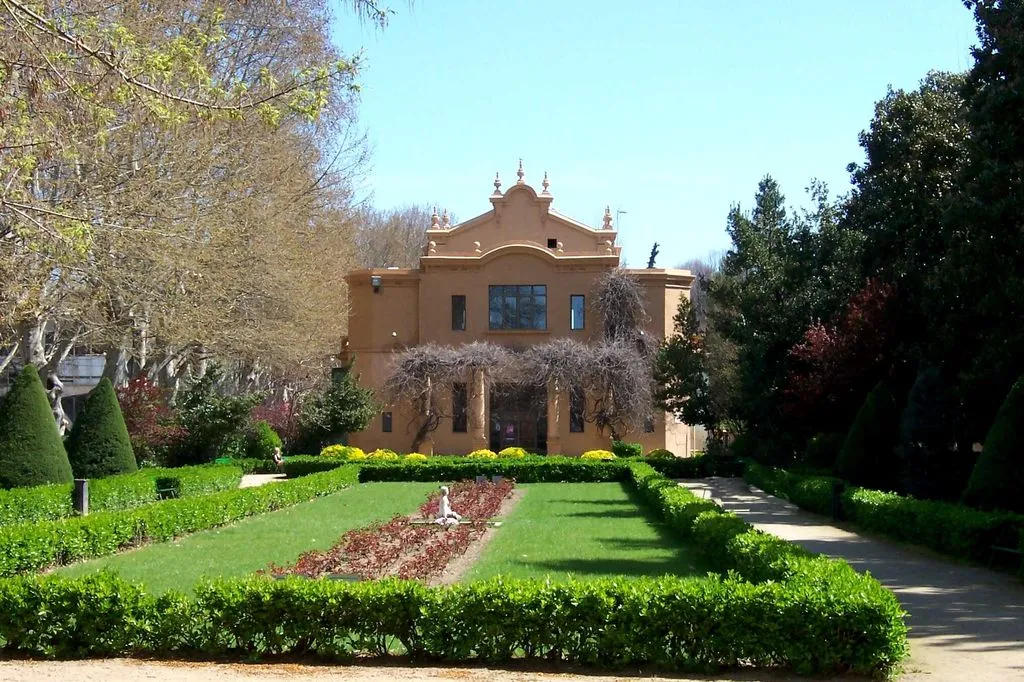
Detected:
left=489, top=384, right=547, bottom=453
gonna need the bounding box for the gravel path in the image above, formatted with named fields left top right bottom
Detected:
left=681, top=477, right=1024, bottom=682
left=239, top=473, right=287, bottom=488
left=0, top=659, right=853, bottom=682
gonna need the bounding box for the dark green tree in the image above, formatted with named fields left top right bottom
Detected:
left=656, top=297, right=715, bottom=428
left=65, top=378, right=137, bottom=479
left=707, top=177, right=858, bottom=459
left=939, top=1, right=1024, bottom=443
left=0, top=365, right=73, bottom=488
left=897, top=365, right=966, bottom=500
left=297, top=370, right=377, bottom=448
left=834, top=381, right=900, bottom=490
left=175, top=364, right=262, bottom=464
left=962, top=375, right=1024, bottom=512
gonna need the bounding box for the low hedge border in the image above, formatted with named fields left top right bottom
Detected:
left=626, top=461, right=907, bottom=674
left=745, top=462, right=1024, bottom=570
left=0, top=571, right=898, bottom=676
left=283, top=454, right=741, bottom=482
left=0, top=462, right=907, bottom=677
left=0, top=465, right=359, bottom=577
left=0, top=465, right=243, bottom=528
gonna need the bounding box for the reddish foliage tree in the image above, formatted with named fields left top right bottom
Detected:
left=250, top=400, right=300, bottom=447
left=116, top=377, right=187, bottom=458
left=783, top=280, right=896, bottom=434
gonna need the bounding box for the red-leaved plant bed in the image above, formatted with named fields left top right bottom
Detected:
left=266, top=478, right=515, bottom=581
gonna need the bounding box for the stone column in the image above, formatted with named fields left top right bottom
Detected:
left=470, top=368, right=487, bottom=450
left=546, top=379, right=562, bottom=455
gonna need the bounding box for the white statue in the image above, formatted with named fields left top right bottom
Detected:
left=435, top=485, right=462, bottom=526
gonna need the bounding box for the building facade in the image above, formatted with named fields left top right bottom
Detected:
left=342, top=167, right=701, bottom=456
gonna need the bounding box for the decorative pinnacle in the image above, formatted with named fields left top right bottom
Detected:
left=602, top=206, right=613, bottom=229
left=541, top=171, right=550, bottom=194
left=516, top=158, right=525, bottom=184
left=430, top=207, right=440, bottom=229
left=493, top=172, right=502, bottom=195
left=441, top=208, right=450, bottom=229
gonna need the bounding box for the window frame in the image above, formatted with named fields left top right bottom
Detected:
left=570, top=294, right=585, bottom=331
left=382, top=411, right=393, bottom=433
left=452, top=382, right=468, bottom=433
left=451, top=294, right=467, bottom=331
left=488, top=284, right=547, bottom=330
left=569, top=390, right=585, bottom=433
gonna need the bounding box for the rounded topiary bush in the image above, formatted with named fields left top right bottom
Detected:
left=367, top=448, right=400, bottom=460
left=646, top=448, right=675, bottom=459
left=404, top=452, right=428, bottom=462
left=581, top=449, right=616, bottom=460
left=962, top=376, right=1024, bottom=512
left=65, top=377, right=137, bottom=479
left=247, top=420, right=282, bottom=459
left=804, top=432, right=845, bottom=469
left=834, top=381, right=900, bottom=490
left=612, top=440, right=643, bottom=458
left=0, top=365, right=73, bottom=488
left=467, top=449, right=497, bottom=459
left=319, top=444, right=365, bottom=460
left=498, top=446, right=528, bottom=458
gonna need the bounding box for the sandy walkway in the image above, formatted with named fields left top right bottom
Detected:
left=682, top=477, right=1024, bottom=682
left=0, top=659, right=858, bottom=681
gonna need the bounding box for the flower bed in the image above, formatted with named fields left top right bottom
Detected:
left=268, top=479, right=514, bottom=581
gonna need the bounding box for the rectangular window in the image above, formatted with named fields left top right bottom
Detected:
left=644, top=414, right=655, bottom=433
left=382, top=412, right=393, bottom=433
left=488, top=285, right=547, bottom=330
left=452, top=382, right=468, bottom=433
left=570, top=294, right=585, bottom=331
left=451, top=295, right=466, bottom=331
left=569, top=390, right=585, bottom=433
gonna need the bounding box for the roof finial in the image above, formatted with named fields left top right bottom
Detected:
left=603, top=206, right=613, bottom=230
left=541, top=171, right=550, bottom=194
left=492, top=172, right=502, bottom=195
left=516, top=158, right=525, bottom=184
left=430, top=207, right=440, bottom=229
left=441, top=208, right=450, bottom=229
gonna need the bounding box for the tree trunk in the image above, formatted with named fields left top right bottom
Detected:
left=101, top=334, right=132, bottom=387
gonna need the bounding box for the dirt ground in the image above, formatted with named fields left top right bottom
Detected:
left=0, top=659, right=854, bottom=682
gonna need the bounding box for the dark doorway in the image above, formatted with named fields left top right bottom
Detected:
left=489, top=383, right=547, bottom=453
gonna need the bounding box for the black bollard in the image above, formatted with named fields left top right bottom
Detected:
left=73, top=479, right=89, bottom=516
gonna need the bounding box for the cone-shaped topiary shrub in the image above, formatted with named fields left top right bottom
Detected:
left=962, top=376, right=1024, bottom=512
left=834, top=381, right=900, bottom=490
left=0, top=365, right=73, bottom=488
left=66, top=378, right=137, bottom=479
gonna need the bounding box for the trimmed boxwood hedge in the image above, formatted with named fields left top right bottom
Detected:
left=0, top=461, right=907, bottom=677
left=284, top=454, right=742, bottom=482
left=0, top=465, right=358, bottom=576
left=746, top=462, right=1024, bottom=569
left=0, top=465, right=244, bottom=528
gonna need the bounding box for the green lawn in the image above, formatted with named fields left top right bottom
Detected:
left=57, top=482, right=438, bottom=594
left=464, top=482, right=710, bottom=581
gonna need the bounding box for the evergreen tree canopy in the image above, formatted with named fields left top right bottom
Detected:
left=834, top=381, right=900, bottom=490
left=0, top=365, right=73, bottom=488
left=962, top=376, right=1024, bottom=513
left=65, top=377, right=137, bottom=479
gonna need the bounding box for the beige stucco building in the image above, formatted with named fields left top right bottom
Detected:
left=342, top=165, right=700, bottom=456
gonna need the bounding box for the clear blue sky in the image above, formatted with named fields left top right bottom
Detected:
left=332, top=0, right=977, bottom=267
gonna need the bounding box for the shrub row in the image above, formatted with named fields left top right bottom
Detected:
left=0, top=568, right=900, bottom=677
left=0, top=463, right=907, bottom=676
left=0, top=465, right=243, bottom=527
left=224, top=457, right=279, bottom=474
left=0, top=465, right=358, bottom=577
left=745, top=462, right=1024, bottom=567
left=283, top=454, right=741, bottom=482
left=626, top=461, right=907, bottom=675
